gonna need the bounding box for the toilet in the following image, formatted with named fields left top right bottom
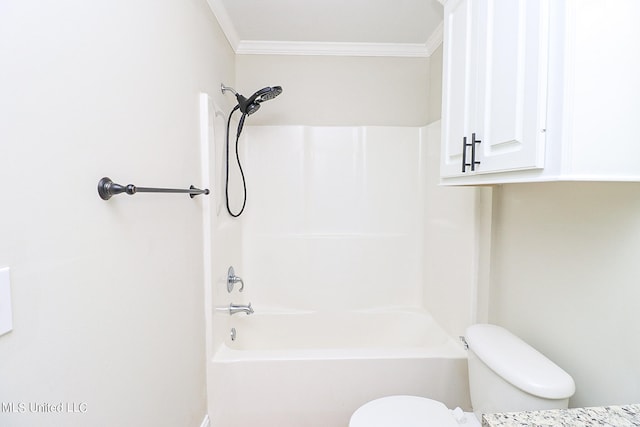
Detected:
left=349, top=324, right=576, bottom=426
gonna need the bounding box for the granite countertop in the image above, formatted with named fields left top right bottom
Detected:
left=482, top=404, right=640, bottom=427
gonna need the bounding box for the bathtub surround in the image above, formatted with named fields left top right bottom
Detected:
left=205, top=121, right=480, bottom=426
left=209, top=46, right=484, bottom=425
left=242, top=125, right=426, bottom=311
left=232, top=46, right=486, bottom=337
left=0, top=0, right=235, bottom=425
left=240, top=123, right=479, bottom=331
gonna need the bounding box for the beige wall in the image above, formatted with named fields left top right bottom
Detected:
left=0, top=0, right=234, bottom=425
left=236, top=54, right=431, bottom=126
left=422, top=123, right=483, bottom=337
left=488, top=182, right=640, bottom=407
left=428, top=45, right=443, bottom=123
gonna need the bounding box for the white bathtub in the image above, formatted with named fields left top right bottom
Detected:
left=209, top=308, right=471, bottom=427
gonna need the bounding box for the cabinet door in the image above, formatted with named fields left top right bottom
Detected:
left=441, top=0, right=476, bottom=177
left=473, top=0, right=549, bottom=174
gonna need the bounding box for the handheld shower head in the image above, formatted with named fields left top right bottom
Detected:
left=221, top=83, right=283, bottom=218
left=221, top=84, right=283, bottom=116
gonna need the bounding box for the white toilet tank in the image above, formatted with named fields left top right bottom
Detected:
left=465, top=324, right=575, bottom=419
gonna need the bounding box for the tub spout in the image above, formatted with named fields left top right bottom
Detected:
left=229, top=302, right=253, bottom=316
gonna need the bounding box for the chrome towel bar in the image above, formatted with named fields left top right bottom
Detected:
left=97, top=177, right=209, bottom=200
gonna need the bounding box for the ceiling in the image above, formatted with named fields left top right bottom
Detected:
left=206, top=0, right=444, bottom=57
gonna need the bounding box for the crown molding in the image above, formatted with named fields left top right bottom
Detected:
left=236, top=40, right=434, bottom=57
left=425, top=21, right=443, bottom=56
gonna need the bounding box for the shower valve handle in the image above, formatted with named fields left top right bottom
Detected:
left=227, top=266, right=244, bottom=293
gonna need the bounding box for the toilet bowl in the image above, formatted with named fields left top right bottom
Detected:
left=349, top=395, right=481, bottom=427
left=349, top=324, right=575, bottom=427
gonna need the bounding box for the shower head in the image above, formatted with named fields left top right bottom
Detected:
left=255, top=86, right=283, bottom=102
left=221, top=84, right=283, bottom=116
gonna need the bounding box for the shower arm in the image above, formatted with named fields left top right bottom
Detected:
left=221, top=84, right=237, bottom=96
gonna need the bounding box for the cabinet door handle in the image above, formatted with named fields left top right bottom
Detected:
left=462, top=136, right=471, bottom=172
left=471, top=133, right=481, bottom=171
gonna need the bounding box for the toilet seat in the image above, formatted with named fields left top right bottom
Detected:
left=349, top=395, right=461, bottom=427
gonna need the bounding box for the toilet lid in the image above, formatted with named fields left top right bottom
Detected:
left=349, top=396, right=459, bottom=427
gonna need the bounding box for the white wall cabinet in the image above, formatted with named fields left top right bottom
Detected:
left=441, top=0, right=640, bottom=185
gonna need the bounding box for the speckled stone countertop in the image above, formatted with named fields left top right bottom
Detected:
left=482, top=404, right=640, bottom=426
